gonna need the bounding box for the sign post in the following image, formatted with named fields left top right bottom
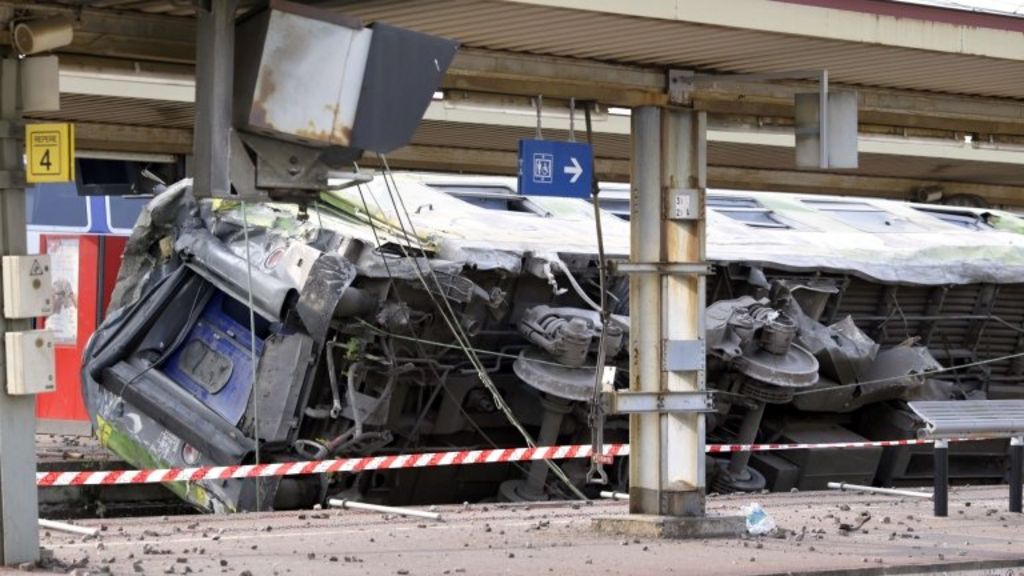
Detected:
left=517, top=139, right=593, bottom=198
left=0, top=59, right=41, bottom=566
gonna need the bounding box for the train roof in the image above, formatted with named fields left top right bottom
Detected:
left=221, top=172, right=1024, bottom=287
left=321, top=172, right=1024, bottom=286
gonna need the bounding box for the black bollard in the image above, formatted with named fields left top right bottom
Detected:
left=1011, top=437, right=1023, bottom=514
left=934, top=439, right=948, bottom=517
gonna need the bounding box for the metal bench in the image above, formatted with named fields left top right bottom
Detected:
left=908, top=400, right=1024, bottom=517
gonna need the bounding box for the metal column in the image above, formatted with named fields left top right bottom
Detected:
left=1010, top=436, right=1022, bottom=514
left=193, top=0, right=238, bottom=197
left=628, top=107, right=707, bottom=517
left=0, top=58, right=40, bottom=565
left=933, top=439, right=949, bottom=517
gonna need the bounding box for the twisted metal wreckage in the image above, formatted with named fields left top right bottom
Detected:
left=81, top=172, right=1024, bottom=512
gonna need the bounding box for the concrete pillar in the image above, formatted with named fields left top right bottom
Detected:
left=628, top=107, right=707, bottom=517
left=0, top=58, right=41, bottom=565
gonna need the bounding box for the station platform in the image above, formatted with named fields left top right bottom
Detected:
left=33, top=484, right=1024, bottom=575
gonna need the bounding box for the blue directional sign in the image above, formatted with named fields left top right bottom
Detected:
left=517, top=139, right=593, bottom=198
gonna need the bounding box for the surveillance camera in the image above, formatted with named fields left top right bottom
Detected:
left=14, top=15, right=74, bottom=56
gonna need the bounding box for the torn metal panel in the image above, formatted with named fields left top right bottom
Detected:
left=294, top=254, right=358, bottom=342
left=176, top=228, right=297, bottom=322
left=791, top=306, right=879, bottom=386
left=251, top=331, right=317, bottom=444
left=706, top=296, right=762, bottom=360
left=107, top=179, right=196, bottom=311
left=793, top=346, right=941, bottom=413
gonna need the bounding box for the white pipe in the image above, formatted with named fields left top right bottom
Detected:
left=39, top=518, right=98, bottom=537
left=599, top=491, right=629, bottom=500
left=328, top=499, right=443, bottom=522
left=827, top=482, right=932, bottom=500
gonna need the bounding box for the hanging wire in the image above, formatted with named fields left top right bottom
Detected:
left=568, top=97, right=576, bottom=143
left=240, top=201, right=262, bottom=512
left=344, top=167, right=532, bottom=476
left=551, top=259, right=603, bottom=314
left=792, top=348, right=1024, bottom=396
left=352, top=162, right=396, bottom=280
left=583, top=101, right=611, bottom=484
left=354, top=318, right=617, bottom=371
left=534, top=94, right=543, bottom=140
left=314, top=199, right=325, bottom=231
left=376, top=155, right=587, bottom=500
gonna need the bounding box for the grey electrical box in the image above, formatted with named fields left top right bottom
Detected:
left=795, top=91, right=858, bottom=170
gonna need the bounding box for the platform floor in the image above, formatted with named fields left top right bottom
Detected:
left=31, top=484, right=1024, bottom=576
left=36, top=433, right=115, bottom=468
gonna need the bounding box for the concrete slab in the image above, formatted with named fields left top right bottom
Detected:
left=30, top=485, right=1024, bottom=576
left=592, top=513, right=746, bottom=539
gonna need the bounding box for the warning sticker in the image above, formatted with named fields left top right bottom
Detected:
left=28, top=259, right=44, bottom=276
left=45, top=238, right=79, bottom=345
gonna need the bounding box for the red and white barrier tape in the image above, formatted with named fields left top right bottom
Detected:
left=36, top=444, right=624, bottom=487
left=35, top=437, right=982, bottom=487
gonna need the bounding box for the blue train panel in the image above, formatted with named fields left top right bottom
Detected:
left=162, top=293, right=267, bottom=426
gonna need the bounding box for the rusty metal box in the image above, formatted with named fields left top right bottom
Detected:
left=234, top=1, right=371, bottom=148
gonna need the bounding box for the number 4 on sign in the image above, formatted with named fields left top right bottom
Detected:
left=24, top=122, right=75, bottom=184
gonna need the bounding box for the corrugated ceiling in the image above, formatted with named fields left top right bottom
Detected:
left=19, top=0, right=1024, bottom=99
left=17, top=0, right=1024, bottom=198
left=339, top=0, right=1024, bottom=99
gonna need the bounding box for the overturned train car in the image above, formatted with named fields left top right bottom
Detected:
left=81, top=173, right=1024, bottom=512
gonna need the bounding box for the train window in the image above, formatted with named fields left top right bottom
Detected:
left=912, top=207, right=993, bottom=231
left=26, top=183, right=90, bottom=229
left=427, top=184, right=550, bottom=216
left=78, top=158, right=180, bottom=197
left=106, top=196, right=150, bottom=233
left=178, top=339, right=233, bottom=394
left=706, top=196, right=789, bottom=228
left=802, top=199, right=922, bottom=233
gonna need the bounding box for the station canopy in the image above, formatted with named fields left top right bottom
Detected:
left=4, top=0, right=1024, bottom=206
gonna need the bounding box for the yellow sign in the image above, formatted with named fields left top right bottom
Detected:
left=25, top=123, right=75, bottom=183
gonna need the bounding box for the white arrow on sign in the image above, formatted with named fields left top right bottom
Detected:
left=563, top=157, right=583, bottom=184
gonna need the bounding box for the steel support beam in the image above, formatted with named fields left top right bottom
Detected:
left=442, top=49, right=666, bottom=108
left=0, top=58, right=40, bottom=565
left=628, top=107, right=707, bottom=517
left=690, top=79, right=1024, bottom=137
left=74, top=123, right=193, bottom=156
left=192, top=0, right=237, bottom=198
